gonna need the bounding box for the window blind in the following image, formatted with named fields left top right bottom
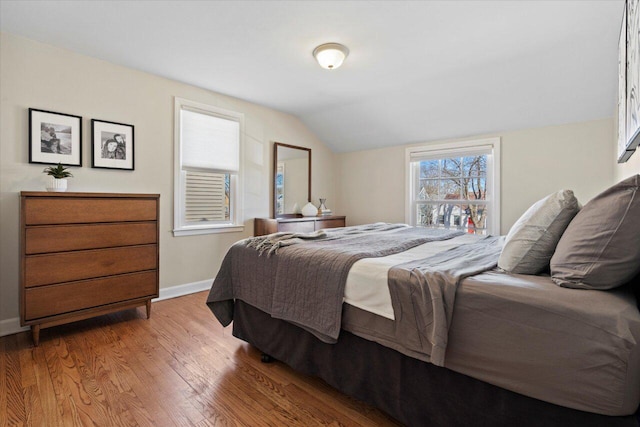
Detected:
left=409, top=145, right=493, bottom=162
left=181, top=108, right=239, bottom=172
left=184, top=171, right=227, bottom=222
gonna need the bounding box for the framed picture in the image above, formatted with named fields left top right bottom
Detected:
left=29, top=108, right=82, bottom=166
left=618, top=0, right=640, bottom=162
left=91, top=119, right=134, bottom=170
left=626, top=0, right=640, bottom=152
left=618, top=5, right=630, bottom=162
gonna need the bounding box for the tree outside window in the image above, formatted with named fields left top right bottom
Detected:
left=415, top=155, right=489, bottom=234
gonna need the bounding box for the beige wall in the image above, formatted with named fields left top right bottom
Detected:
left=615, top=144, right=640, bottom=181
left=613, top=101, right=640, bottom=180
left=337, top=119, right=615, bottom=234
left=0, top=32, right=336, bottom=323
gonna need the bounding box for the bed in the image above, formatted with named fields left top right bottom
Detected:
left=207, top=177, right=640, bottom=426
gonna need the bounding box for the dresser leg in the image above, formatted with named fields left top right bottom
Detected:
left=31, top=325, right=40, bottom=346
left=146, top=300, right=152, bottom=319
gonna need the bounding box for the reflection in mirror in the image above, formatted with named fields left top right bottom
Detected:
left=274, top=142, right=311, bottom=218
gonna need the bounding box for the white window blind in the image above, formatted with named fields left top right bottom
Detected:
left=181, top=108, right=239, bottom=172
left=409, top=145, right=493, bottom=162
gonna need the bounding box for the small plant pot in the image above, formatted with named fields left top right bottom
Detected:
left=46, top=177, right=68, bottom=192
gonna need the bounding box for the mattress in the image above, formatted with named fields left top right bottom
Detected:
left=344, top=249, right=640, bottom=416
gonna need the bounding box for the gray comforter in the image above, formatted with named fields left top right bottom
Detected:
left=207, top=224, right=502, bottom=364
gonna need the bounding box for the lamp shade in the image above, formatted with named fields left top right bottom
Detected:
left=313, top=43, right=349, bottom=69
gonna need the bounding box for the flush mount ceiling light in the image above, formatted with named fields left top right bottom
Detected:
left=313, top=43, right=349, bottom=70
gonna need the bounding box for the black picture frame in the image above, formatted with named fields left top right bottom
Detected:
left=91, top=119, right=135, bottom=171
left=29, top=108, right=82, bottom=166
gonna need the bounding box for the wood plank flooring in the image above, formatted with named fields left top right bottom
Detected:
left=0, top=291, right=402, bottom=426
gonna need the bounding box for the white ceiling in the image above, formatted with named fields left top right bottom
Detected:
left=0, top=1, right=625, bottom=153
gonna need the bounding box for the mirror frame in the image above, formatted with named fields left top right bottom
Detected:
left=273, top=142, right=312, bottom=218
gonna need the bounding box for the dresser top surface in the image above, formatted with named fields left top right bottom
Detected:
left=21, top=191, right=160, bottom=199
left=260, top=215, right=345, bottom=223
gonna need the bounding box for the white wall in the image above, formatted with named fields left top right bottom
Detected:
left=337, top=119, right=615, bottom=234
left=0, top=32, right=337, bottom=325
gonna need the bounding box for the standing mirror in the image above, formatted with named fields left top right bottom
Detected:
left=273, top=142, right=311, bottom=218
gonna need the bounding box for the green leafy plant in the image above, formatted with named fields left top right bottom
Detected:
left=43, top=163, right=73, bottom=179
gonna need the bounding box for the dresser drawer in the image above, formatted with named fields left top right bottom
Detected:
left=25, top=222, right=157, bottom=254
left=25, top=245, right=157, bottom=287
left=24, top=197, right=157, bottom=225
left=25, top=222, right=157, bottom=255
left=24, top=271, right=158, bottom=320
left=278, top=221, right=315, bottom=233
left=316, top=218, right=345, bottom=230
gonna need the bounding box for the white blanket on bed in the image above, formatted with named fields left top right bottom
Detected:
left=344, top=233, right=480, bottom=320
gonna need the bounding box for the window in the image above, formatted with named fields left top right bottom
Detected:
left=174, top=98, right=244, bottom=236
left=406, top=138, right=500, bottom=235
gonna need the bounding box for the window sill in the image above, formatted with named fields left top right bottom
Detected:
left=173, top=225, right=244, bottom=237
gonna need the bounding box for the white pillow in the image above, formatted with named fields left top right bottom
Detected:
left=498, top=190, right=580, bottom=274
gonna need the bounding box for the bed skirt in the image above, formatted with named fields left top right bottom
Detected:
left=232, top=300, right=639, bottom=427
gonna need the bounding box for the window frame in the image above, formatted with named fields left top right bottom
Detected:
left=405, top=137, right=501, bottom=235
left=173, top=97, right=244, bottom=236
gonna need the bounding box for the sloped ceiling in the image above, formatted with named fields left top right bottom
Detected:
left=0, top=0, right=625, bottom=152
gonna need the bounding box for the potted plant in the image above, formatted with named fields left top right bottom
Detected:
left=43, top=163, right=73, bottom=192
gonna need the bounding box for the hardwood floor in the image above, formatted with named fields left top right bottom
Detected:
left=1, top=291, right=402, bottom=426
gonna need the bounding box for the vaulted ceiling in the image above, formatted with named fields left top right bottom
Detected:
left=0, top=1, right=625, bottom=152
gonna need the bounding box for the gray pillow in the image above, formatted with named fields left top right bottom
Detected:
left=550, top=174, right=640, bottom=290
left=498, top=190, right=580, bottom=274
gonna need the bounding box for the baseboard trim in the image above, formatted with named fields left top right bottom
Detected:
left=0, top=279, right=213, bottom=338
left=153, top=279, right=213, bottom=302
left=0, top=318, right=29, bottom=338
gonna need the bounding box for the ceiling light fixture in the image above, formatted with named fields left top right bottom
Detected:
left=313, top=43, right=349, bottom=70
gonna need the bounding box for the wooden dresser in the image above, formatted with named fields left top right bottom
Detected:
left=254, top=215, right=346, bottom=236
left=20, top=192, right=160, bottom=345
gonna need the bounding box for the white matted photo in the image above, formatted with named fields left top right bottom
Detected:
left=29, top=108, right=82, bottom=166
left=91, top=119, right=135, bottom=170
